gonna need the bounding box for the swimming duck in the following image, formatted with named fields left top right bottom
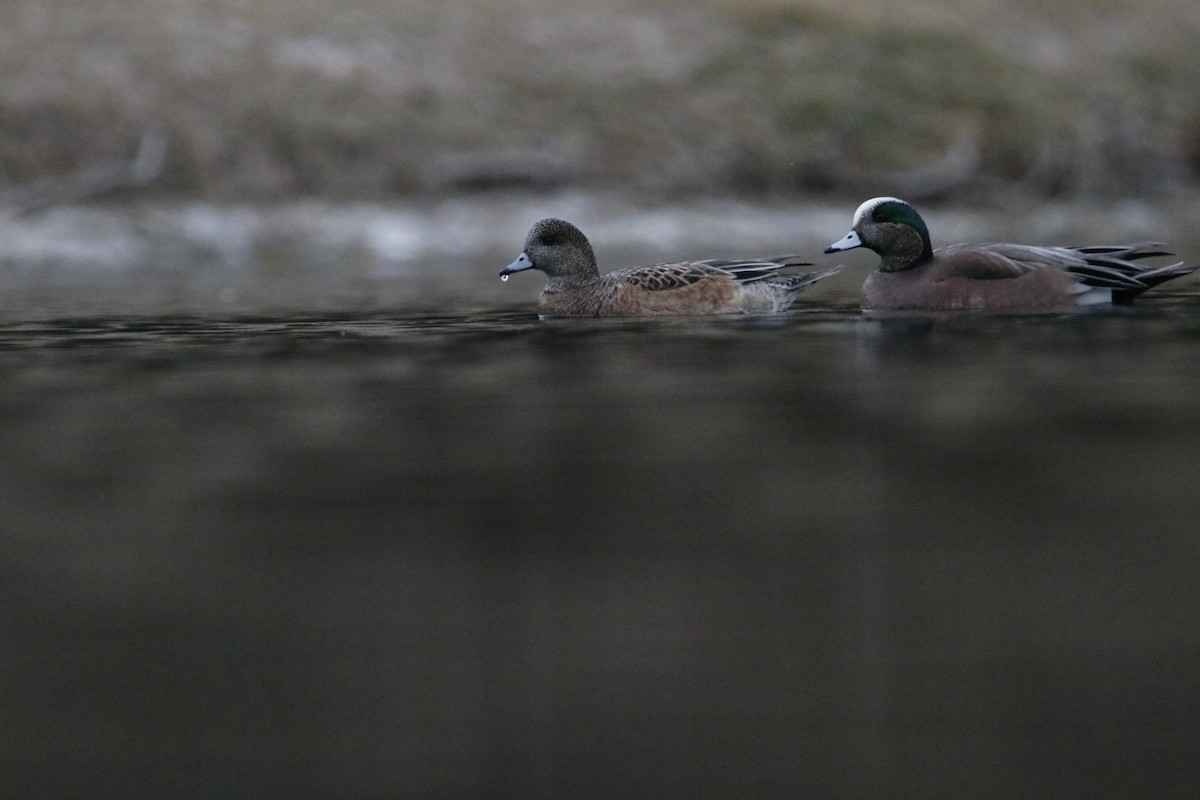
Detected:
left=501, top=218, right=841, bottom=316
left=825, top=196, right=1196, bottom=310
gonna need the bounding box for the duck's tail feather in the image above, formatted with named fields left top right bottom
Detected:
left=1068, top=243, right=1197, bottom=301
left=771, top=265, right=844, bottom=296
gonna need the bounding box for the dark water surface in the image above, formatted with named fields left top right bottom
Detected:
left=2, top=295, right=1199, bottom=799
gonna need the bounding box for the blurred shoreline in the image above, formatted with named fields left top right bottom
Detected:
left=1, top=0, right=1197, bottom=204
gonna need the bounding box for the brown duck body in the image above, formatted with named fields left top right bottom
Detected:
left=828, top=197, right=1197, bottom=311
left=503, top=219, right=841, bottom=317
left=537, top=262, right=837, bottom=316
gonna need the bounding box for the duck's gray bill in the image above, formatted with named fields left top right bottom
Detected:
left=499, top=252, right=536, bottom=276
left=824, top=231, right=862, bottom=254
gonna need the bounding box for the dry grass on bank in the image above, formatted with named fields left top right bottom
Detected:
left=0, top=0, right=1198, bottom=203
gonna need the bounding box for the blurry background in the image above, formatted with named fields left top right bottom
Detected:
left=2, top=3, right=1200, bottom=800
left=4, top=0, right=1200, bottom=200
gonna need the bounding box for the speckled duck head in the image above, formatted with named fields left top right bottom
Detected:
left=500, top=218, right=600, bottom=286
left=825, top=196, right=934, bottom=272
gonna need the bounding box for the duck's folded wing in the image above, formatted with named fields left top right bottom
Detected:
left=1073, top=243, right=1173, bottom=261
left=616, top=259, right=798, bottom=291
left=933, top=244, right=1076, bottom=280
left=696, top=257, right=813, bottom=283
left=611, top=263, right=713, bottom=291
left=701, top=255, right=813, bottom=271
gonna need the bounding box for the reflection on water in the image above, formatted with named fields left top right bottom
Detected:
left=2, top=296, right=1199, bottom=799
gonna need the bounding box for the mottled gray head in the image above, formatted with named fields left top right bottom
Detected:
left=500, top=218, right=599, bottom=283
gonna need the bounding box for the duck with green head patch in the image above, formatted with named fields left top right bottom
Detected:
left=826, top=197, right=1197, bottom=311
left=501, top=218, right=842, bottom=317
